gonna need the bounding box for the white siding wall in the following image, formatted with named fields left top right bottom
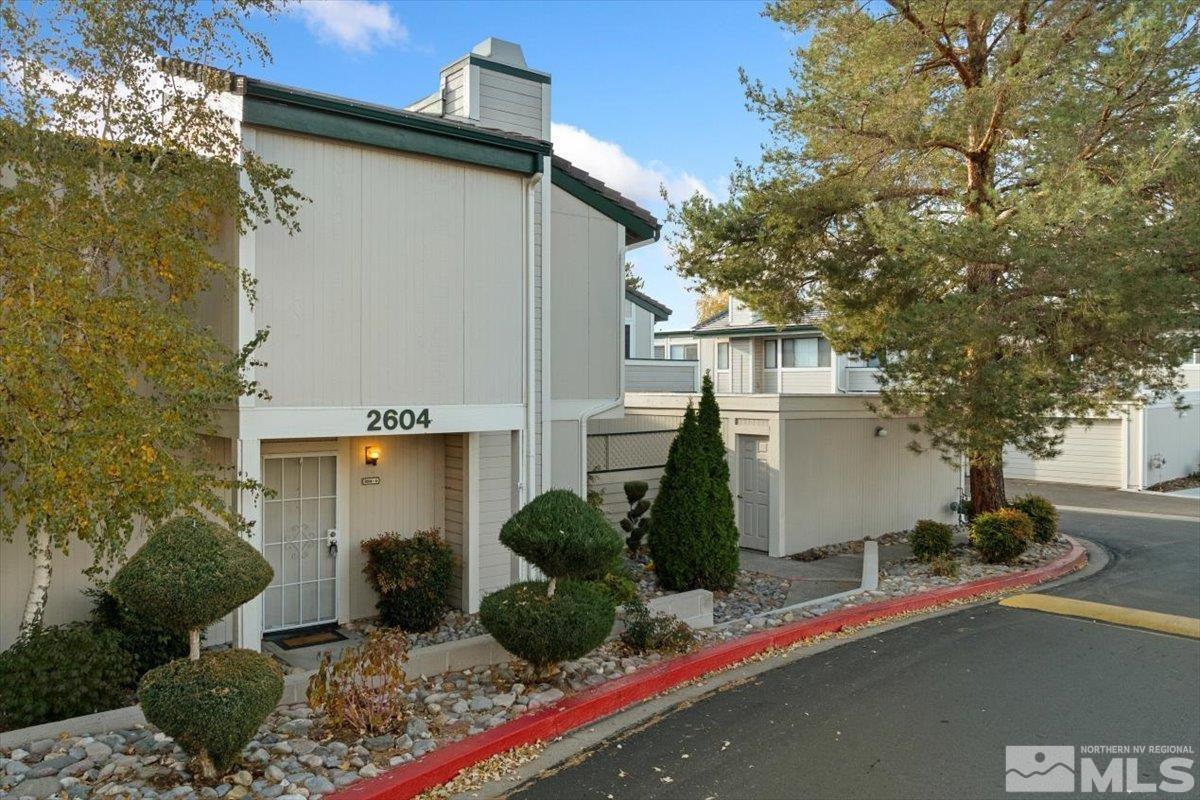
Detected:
left=590, top=467, right=664, bottom=526
left=731, top=339, right=754, bottom=393
left=782, top=418, right=958, bottom=552
left=477, top=431, right=516, bottom=597
left=1004, top=419, right=1124, bottom=487
left=627, top=303, right=656, bottom=359
left=250, top=128, right=525, bottom=408
left=550, top=419, right=583, bottom=495
left=550, top=186, right=621, bottom=402
left=441, top=63, right=467, bottom=117
left=477, top=69, right=543, bottom=140
left=778, top=370, right=834, bottom=394
left=1142, top=392, right=1200, bottom=486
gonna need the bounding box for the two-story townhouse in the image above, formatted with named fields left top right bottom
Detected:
left=0, top=38, right=659, bottom=652
left=591, top=295, right=963, bottom=556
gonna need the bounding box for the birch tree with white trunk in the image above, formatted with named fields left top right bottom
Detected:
left=0, top=0, right=302, bottom=636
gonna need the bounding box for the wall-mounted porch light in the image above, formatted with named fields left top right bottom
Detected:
left=365, top=445, right=381, bottom=466
left=874, top=426, right=888, bottom=438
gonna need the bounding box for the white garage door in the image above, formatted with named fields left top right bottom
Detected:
left=1004, top=419, right=1124, bottom=487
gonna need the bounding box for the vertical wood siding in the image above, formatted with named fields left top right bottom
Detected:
left=477, top=431, right=516, bottom=596
left=443, top=435, right=466, bottom=605
left=250, top=128, right=525, bottom=408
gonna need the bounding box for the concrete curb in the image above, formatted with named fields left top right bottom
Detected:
left=330, top=537, right=1086, bottom=800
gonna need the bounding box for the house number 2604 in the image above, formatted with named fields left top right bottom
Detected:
left=366, top=408, right=432, bottom=431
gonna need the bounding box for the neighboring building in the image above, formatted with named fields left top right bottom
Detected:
left=590, top=295, right=960, bottom=554
left=623, top=288, right=698, bottom=394
left=0, top=37, right=659, bottom=652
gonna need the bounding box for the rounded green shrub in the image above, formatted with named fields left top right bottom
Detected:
left=909, top=519, right=953, bottom=562
left=110, top=516, right=273, bottom=636
left=970, top=508, right=1033, bottom=563
left=361, top=529, right=455, bottom=632
left=479, top=580, right=615, bottom=672
left=139, top=649, right=283, bottom=774
left=499, top=489, right=622, bottom=581
left=1010, top=495, right=1058, bottom=544
left=88, top=586, right=190, bottom=678
left=0, top=624, right=134, bottom=730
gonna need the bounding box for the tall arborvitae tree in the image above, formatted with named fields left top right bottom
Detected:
left=670, top=1, right=1200, bottom=513
left=650, top=399, right=738, bottom=592
left=696, top=372, right=740, bottom=584
left=1, top=0, right=301, bottom=632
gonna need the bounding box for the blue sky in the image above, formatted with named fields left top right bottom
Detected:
left=248, top=0, right=806, bottom=329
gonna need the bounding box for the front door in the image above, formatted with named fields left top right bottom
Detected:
left=261, top=454, right=339, bottom=632
left=737, top=435, right=770, bottom=551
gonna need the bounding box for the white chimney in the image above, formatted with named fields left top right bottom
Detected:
left=434, top=38, right=550, bottom=141
left=729, top=296, right=756, bottom=326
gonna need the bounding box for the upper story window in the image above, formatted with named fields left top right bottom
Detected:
left=848, top=354, right=882, bottom=368
left=765, top=339, right=778, bottom=369
left=654, top=345, right=665, bottom=359
left=781, top=337, right=830, bottom=368
left=717, top=342, right=730, bottom=370
left=671, top=344, right=698, bottom=360
left=624, top=325, right=632, bottom=359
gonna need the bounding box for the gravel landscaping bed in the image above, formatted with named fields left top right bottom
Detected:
left=625, top=555, right=790, bottom=624
left=346, top=611, right=487, bottom=651
left=1145, top=471, right=1200, bottom=493
left=789, top=530, right=909, bottom=561
left=0, top=538, right=1072, bottom=799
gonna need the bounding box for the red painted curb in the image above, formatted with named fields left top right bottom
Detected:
left=331, top=537, right=1086, bottom=800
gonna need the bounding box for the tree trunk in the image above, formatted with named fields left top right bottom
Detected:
left=189, top=629, right=201, bottom=660
left=969, top=459, right=1007, bottom=515
left=19, top=528, right=53, bottom=635
left=196, top=750, right=216, bottom=781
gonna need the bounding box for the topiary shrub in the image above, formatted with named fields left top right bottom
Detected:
left=361, top=529, right=455, bottom=632
left=620, top=596, right=695, bottom=655
left=970, top=508, right=1033, bottom=563
left=499, top=489, right=623, bottom=585
left=139, top=649, right=282, bottom=774
left=88, top=586, right=191, bottom=679
left=479, top=580, right=615, bottom=673
left=909, top=519, right=953, bottom=562
left=0, top=624, right=134, bottom=730
left=110, top=516, right=273, bottom=656
left=649, top=392, right=739, bottom=592
left=111, top=516, right=278, bottom=778
left=1010, top=495, right=1058, bottom=544
left=620, top=481, right=651, bottom=554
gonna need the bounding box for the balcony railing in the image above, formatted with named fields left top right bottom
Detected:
left=624, top=358, right=699, bottom=393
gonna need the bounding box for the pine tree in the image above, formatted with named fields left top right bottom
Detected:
left=670, top=1, right=1200, bottom=513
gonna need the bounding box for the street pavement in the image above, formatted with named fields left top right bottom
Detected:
left=506, top=506, right=1200, bottom=800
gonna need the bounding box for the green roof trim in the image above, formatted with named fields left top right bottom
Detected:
left=692, top=324, right=820, bottom=338
left=468, top=55, right=551, bottom=85
left=551, top=167, right=659, bottom=245
left=241, top=80, right=549, bottom=176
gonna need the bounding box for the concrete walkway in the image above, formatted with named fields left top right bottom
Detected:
left=1007, top=478, right=1200, bottom=519
left=740, top=543, right=913, bottom=605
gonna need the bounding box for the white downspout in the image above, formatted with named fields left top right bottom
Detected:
left=525, top=171, right=542, bottom=508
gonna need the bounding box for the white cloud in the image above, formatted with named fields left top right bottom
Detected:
left=551, top=122, right=712, bottom=209
left=293, top=0, right=408, bottom=53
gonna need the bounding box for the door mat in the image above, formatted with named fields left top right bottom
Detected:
left=269, top=628, right=348, bottom=650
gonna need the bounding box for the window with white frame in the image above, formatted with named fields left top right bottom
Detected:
left=654, top=345, right=665, bottom=359
left=717, top=342, right=730, bottom=370
left=763, top=336, right=831, bottom=369
left=670, top=344, right=685, bottom=360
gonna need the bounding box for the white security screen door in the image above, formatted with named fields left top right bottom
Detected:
left=261, top=454, right=338, bottom=632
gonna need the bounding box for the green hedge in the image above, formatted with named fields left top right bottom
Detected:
left=499, top=489, right=622, bottom=581
left=479, top=580, right=615, bottom=671
left=362, top=529, right=455, bottom=632
left=970, top=508, right=1033, bottom=563
left=88, top=586, right=191, bottom=678
left=910, top=520, right=953, bottom=562
left=0, top=624, right=134, bottom=730
left=139, top=649, right=283, bottom=773
left=110, top=517, right=273, bottom=635
left=1010, top=495, right=1058, bottom=544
